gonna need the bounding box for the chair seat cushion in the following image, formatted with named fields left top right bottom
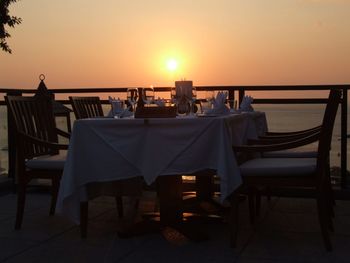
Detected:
left=240, top=157, right=317, bottom=177
left=262, top=151, right=317, bottom=158
left=26, top=150, right=67, bottom=170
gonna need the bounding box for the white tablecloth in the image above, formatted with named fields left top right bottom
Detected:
left=57, top=112, right=267, bottom=223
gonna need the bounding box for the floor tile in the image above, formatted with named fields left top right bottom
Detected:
left=240, top=231, right=350, bottom=263
left=2, top=192, right=350, bottom=263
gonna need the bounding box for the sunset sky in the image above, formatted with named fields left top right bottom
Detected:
left=0, top=0, right=349, bottom=91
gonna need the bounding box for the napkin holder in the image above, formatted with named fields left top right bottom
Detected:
left=135, top=106, right=177, bottom=118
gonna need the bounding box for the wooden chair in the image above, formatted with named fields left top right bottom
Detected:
left=5, top=96, right=69, bottom=229
left=246, top=126, right=322, bottom=218
left=230, top=89, right=342, bottom=251
left=69, top=96, right=104, bottom=119
left=247, top=114, right=332, bottom=219
left=69, top=96, right=130, bottom=237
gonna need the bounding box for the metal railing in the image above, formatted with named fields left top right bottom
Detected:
left=0, top=84, right=349, bottom=189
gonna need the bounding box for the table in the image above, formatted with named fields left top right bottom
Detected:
left=57, top=112, right=267, bottom=225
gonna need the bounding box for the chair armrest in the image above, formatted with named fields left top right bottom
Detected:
left=247, top=138, right=296, bottom=145
left=259, top=126, right=321, bottom=140
left=55, top=128, right=71, bottom=139
left=234, top=131, right=320, bottom=153
left=252, top=129, right=320, bottom=145
left=18, top=132, right=69, bottom=150
left=263, top=125, right=321, bottom=137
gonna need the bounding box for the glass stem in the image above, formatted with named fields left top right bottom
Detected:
left=189, top=101, right=193, bottom=115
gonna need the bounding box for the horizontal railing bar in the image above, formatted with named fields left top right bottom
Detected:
left=253, top=98, right=330, bottom=104
left=1, top=84, right=350, bottom=94
left=0, top=98, right=343, bottom=106
left=195, top=85, right=350, bottom=91
left=53, top=98, right=334, bottom=105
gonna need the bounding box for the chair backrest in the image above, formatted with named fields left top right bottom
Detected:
left=316, top=89, right=342, bottom=178
left=5, top=96, right=58, bottom=159
left=69, top=96, right=104, bottom=119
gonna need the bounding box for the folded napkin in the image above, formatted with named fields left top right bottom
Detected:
left=108, top=107, right=133, bottom=118
left=108, top=96, right=116, bottom=102
left=108, top=96, right=133, bottom=118
left=204, top=91, right=230, bottom=115
left=240, top=95, right=254, bottom=112
left=109, top=96, right=124, bottom=115
left=117, top=107, right=133, bottom=118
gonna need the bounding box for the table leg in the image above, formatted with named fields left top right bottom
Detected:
left=195, top=174, right=214, bottom=201
left=157, top=175, right=183, bottom=225
left=157, top=175, right=210, bottom=243
left=80, top=202, right=88, bottom=238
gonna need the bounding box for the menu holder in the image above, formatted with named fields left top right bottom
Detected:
left=135, top=106, right=177, bottom=118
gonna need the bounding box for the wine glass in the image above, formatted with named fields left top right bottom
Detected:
left=205, top=90, right=215, bottom=109
left=226, top=99, right=238, bottom=112
left=127, top=88, right=138, bottom=112
left=170, top=87, right=177, bottom=105
left=142, top=86, right=155, bottom=106
left=189, top=87, right=197, bottom=115
left=205, top=90, right=214, bottom=102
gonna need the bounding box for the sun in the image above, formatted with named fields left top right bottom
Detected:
left=166, top=59, right=178, bottom=72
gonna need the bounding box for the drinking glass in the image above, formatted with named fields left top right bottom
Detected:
left=170, top=87, right=177, bottom=105
left=226, top=99, right=237, bottom=111
left=176, top=95, right=190, bottom=116
left=111, top=100, right=125, bottom=118
left=205, top=90, right=215, bottom=104
left=189, top=87, right=197, bottom=115
left=200, top=101, right=212, bottom=114
left=143, top=87, right=155, bottom=106
left=127, top=88, right=138, bottom=112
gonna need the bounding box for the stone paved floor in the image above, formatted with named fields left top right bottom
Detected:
left=0, top=189, right=350, bottom=263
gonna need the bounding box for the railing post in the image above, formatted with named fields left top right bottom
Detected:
left=228, top=88, right=235, bottom=109
left=238, top=87, right=245, bottom=105
left=6, top=91, right=22, bottom=183
left=341, top=87, right=348, bottom=188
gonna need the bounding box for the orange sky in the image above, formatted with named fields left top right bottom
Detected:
left=0, top=0, right=349, bottom=93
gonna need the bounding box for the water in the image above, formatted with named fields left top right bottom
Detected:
left=0, top=104, right=348, bottom=174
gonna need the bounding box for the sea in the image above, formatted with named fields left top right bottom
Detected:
left=0, top=103, right=348, bottom=175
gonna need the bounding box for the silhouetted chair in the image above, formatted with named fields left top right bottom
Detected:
left=69, top=96, right=104, bottom=119
left=5, top=96, right=69, bottom=229
left=69, top=96, right=131, bottom=237
left=247, top=117, right=332, bottom=219
left=230, top=89, right=341, bottom=251
left=246, top=126, right=322, bottom=218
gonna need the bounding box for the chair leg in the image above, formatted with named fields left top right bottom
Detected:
left=328, top=216, right=334, bottom=232
left=326, top=160, right=336, bottom=207
left=116, top=196, right=123, bottom=218
left=229, top=192, right=239, bottom=248
left=316, top=195, right=332, bottom=251
left=50, top=177, right=60, bottom=215
left=326, top=173, right=335, bottom=218
left=80, top=202, right=88, bottom=238
left=324, top=181, right=334, bottom=232
left=154, top=195, right=159, bottom=212
left=134, top=197, right=140, bottom=210
left=324, top=167, right=335, bottom=231
left=248, top=188, right=255, bottom=224
left=256, top=190, right=261, bottom=217
left=15, top=183, right=27, bottom=230
left=266, top=187, right=271, bottom=202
